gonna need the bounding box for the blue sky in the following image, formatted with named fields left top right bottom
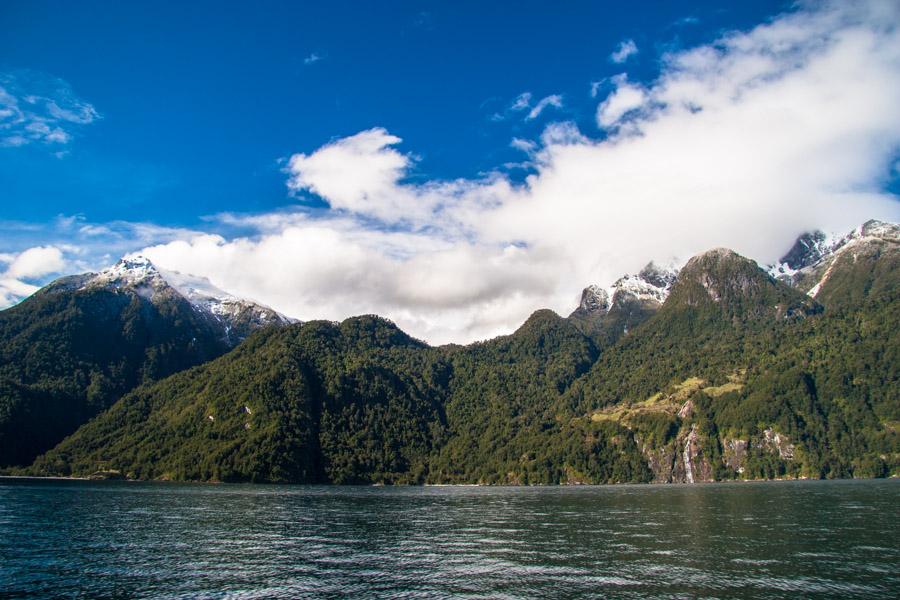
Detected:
left=2, top=1, right=899, bottom=343
left=2, top=0, right=791, bottom=225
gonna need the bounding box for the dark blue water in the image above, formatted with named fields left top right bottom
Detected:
left=0, top=479, right=897, bottom=598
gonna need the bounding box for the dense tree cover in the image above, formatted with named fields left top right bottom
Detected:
left=15, top=243, right=900, bottom=483
left=28, top=318, right=449, bottom=483
left=709, top=240, right=899, bottom=479
left=564, top=250, right=820, bottom=410
left=0, top=278, right=232, bottom=467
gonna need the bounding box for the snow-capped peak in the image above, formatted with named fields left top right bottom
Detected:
left=92, top=255, right=162, bottom=285
left=159, top=267, right=293, bottom=326
left=609, top=262, right=678, bottom=307
left=770, top=219, right=898, bottom=296
left=82, top=254, right=294, bottom=339
left=84, top=255, right=170, bottom=300
left=770, top=230, right=835, bottom=277
left=574, top=261, right=679, bottom=316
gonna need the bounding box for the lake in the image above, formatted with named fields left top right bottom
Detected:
left=0, top=478, right=897, bottom=598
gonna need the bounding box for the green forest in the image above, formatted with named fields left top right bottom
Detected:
left=3, top=239, right=898, bottom=484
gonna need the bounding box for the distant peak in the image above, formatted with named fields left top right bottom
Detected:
left=118, top=254, right=156, bottom=269
left=770, top=219, right=899, bottom=291
left=854, top=219, right=898, bottom=240
left=638, top=261, right=678, bottom=289
left=578, top=285, right=610, bottom=314
left=81, top=255, right=294, bottom=338
left=680, top=248, right=751, bottom=274
left=776, top=230, right=832, bottom=271
left=571, top=261, right=679, bottom=321
left=89, top=254, right=164, bottom=288
left=692, top=247, right=741, bottom=261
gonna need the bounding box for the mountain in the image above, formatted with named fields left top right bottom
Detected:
left=770, top=219, right=899, bottom=296
left=85, top=256, right=293, bottom=342
left=29, top=317, right=448, bottom=483
left=0, top=256, right=291, bottom=468
left=12, top=220, right=900, bottom=484
left=569, top=261, right=678, bottom=345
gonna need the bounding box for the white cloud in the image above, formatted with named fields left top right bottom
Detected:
left=610, top=39, right=639, bottom=63
left=526, top=95, right=564, bottom=120
left=303, top=53, right=323, bottom=65
left=285, top=128, right=439, bottom=224
left=510, top=92, right=532, bottom=111
left=0, top=246, right=66, bottom=307
left=596, top=75, right=647, bottom=127
left=8, top=1, right=900, bottom=345
left=5, top=246, right=65, bottom=279
left=674, top=16, right=700, bottom=27
left=506, top=92, right=563, bottom=121
left=510, top=138, right=538, bottom=154
left=0, top=71, right=98, bottom=148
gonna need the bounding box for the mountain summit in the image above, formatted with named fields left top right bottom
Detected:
left=770, top=219, right=899, bottom=296
left=0, top=255, right=293, bottom=467
left=83, top=255, right=293, bottom=343
left=569, top=261, right=678, bottom=343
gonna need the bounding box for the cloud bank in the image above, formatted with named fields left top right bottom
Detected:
left=11, top=1, right=900, bottom=345
left=0, top=246, right=66, bottom=306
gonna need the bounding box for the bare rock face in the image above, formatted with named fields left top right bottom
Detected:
left=573, top=285, right=610, bottom=316
left=638, top=423, right=714, bottom=484
left=723, top=438, right=748, bottom=474
left=761, top=428, right=795, bottom=460
left=679, top=425, right=714, bottom=483
left=637, top=436, right=677, bottom=484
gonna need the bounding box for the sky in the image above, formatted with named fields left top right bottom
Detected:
left=1, top=0, right=899, bottom=344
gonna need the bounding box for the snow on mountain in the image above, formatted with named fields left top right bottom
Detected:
left=154, top=267, right=293, bottom=327
left=573, top=261, right=679, bottom=317
left=769, top=230, right=836, bottom=278
left=86, top=255, right=164, bottom=296
left=611, top=262, right=679, bottom=306
left=83, top=255, right=294, bottom=340
left=770, top=220, right=899, bottom=297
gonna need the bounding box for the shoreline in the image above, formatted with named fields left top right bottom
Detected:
left=1, top=474, right=896, bottom=486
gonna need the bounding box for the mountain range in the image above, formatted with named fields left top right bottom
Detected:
left=1, top=219, right=896, bottom=484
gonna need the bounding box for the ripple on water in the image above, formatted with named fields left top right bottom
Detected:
left=0, top=479, right=897, bottom=599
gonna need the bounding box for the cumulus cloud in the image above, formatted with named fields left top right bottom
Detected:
left=0, top=71, right=99, bottom=148
left=303, top=53, right=323, bottom=65
left=0, top=246, right=66, bottom=307
left=596, top=75, right=647, bottom=127
left=610, top=39, right=639, bottom=63
left=285, top=128, right=441, bottom=224
left=15, top=1, right=900, bottom=344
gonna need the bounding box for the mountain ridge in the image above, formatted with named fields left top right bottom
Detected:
left=3, top=219, right=898, bottom=483
left=0, top=255, right=294, bottom=467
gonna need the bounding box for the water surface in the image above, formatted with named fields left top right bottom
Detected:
left=1, top=479, right=897, bottom=598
